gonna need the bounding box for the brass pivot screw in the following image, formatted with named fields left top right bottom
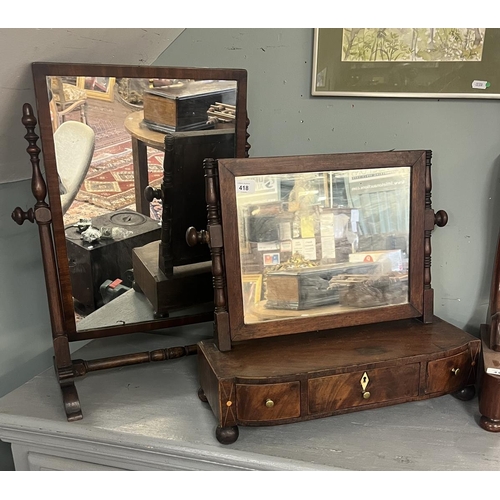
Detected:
left=451, top=368, right=460, bottom=375
left=265, top=398, right=275, bottom=408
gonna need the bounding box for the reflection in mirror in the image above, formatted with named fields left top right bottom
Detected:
left=235, top=167, right=411, bottom=324
left=46, top=75, right=238, bottom=331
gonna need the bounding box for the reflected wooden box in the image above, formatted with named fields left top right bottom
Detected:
left=265, top=261, right=380, bottom=310
left=143, top=81, right=237, bottom=133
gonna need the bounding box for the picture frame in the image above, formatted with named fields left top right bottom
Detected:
left=312, top=28, right=500, bottom=99
left=77, top=76, right=116, bottom=101
left=242, top=274, right=263, bottom=307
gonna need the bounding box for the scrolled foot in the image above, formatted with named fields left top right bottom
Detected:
left=215, top=425, right=239, bottom=445
left=451, top=385, right=475, bottom=401
left=198, top=387, right=208, bottom=403
left=60, top=383, right=83, bottom=422
left=480, top=416, right=500, bottom=432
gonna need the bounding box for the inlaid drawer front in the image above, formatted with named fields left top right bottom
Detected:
left=426, top=350, right=471, bottom=394
left=236, top=381, right=301, bottom=422
left=308, top=364, right=420, bottom=414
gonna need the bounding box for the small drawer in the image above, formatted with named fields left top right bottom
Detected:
left=236, top=381, right=300, bottom=422
left=426, top=350, right=471, bottom=394
left=308, top=364, right=420, bottom=414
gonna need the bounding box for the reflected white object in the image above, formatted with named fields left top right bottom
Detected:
left=54, top=121, right=95, bottom=214
left=81, top=226, right=101, bottom=243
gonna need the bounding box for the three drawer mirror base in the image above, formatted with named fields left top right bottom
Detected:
left=197, top=317, right=480, bottom=444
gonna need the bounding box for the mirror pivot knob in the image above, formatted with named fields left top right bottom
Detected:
left=11, top=207, right=34, bottom=225
left=434, top=210, right=448, bottom=227
left=186, top=226, right=209, bottom=247
left=144, top=186, right=162, bottom=203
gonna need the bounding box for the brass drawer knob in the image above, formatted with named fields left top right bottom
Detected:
left=265, top=398, right=275, bottom=408
left=362, top=391, right=371, bottom=400
left=451, top=368, right=460, bottom=375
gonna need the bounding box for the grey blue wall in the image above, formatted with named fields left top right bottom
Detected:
left=0, top=27, right=499, bottom=469
left=157, top=28, right=500, bottom=333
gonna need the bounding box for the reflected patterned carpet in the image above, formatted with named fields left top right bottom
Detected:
left=63, top=98, right=163, bottom=226
left=75, top=139, right=163, bottom=211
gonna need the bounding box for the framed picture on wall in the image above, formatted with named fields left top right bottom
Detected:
left=312, top=28, right=500, bottom=99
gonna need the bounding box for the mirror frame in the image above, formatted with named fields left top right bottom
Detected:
left=32, top=62, right=249, bottom=341
left=205, top=150, right=445, bottom=350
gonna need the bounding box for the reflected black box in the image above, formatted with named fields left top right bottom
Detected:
left=65, top=210, right=161, bottom=314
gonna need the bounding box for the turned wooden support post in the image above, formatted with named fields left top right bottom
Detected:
left=12, top=103, right=81, bottom=421
left=186, top=158, right=231, bottom=351
left=422, top=151, right=448, bottom=323
left=204, top=158, right=231, bottom=351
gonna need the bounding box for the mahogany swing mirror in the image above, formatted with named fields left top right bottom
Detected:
left=188, top=151, right=482, bottom=445
left=13, top=62, right=249, bottom=421
left=189, top=150, right=447, bottom=351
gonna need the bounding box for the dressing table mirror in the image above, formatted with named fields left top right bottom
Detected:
left=187, top=151, right=481, bottom=444
left=12, top=63, right=249, bottom=421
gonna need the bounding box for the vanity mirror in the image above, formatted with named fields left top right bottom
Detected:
left=187, top=151, right=481, bottom=444
left=12, top=63, right=249, bottom=421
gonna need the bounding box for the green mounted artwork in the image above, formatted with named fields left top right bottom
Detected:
left=312, top=28, right=500, bottom=98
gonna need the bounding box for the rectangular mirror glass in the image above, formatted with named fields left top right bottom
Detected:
left=235, top=168, right=411, bottom=324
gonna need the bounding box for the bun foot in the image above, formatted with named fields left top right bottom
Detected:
left=452, top=385, right=475, bottom=401
left=480, top=416, right=500, bottom=432
left=215, top=425, right=239, bottom=445
left=198, top=387, right=208, bottom=403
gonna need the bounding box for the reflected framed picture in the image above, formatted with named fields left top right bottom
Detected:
left=77, top=76, right=116, bottom=101
left=312, top=28, right=500, bottom=99
left=242, top=274, right=263, bottom=308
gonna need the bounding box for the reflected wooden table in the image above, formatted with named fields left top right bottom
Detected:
left=124, top=111, right=166, bottom=216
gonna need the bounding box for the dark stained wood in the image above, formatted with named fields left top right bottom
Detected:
left=67, top=311, right=212, bottom=342
left=203, top=158, right=231, bottom=351
left=216, top=150, right=438, bottom=345
left=25, top=63, right=249, bottom=419
left=198, top=317, right=480, bottom=442
left=425, top=350, right=476, bottom=394
left=488, top=230, right=500, bottom=351
left=132, top=241, right=213, bottom=317
left=158, top=129, right=235, bottom=274
left=215, top=425, right=239, bottom=445
left=131, top=137, right=149, bottom=215
left=308, top=364, right=420, bottom=414
left=479, top=324, right=500, bottom=429
left=13, top=104, right=82, bottom=421
left=477, top=216, right=500, bottom=430
left=31, top=62, right=249, bottom=341
left=72, top=343, right=198, bottom=376
left=236, top=382, right=301, bottom=422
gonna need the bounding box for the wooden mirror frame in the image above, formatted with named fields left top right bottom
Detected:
left=12, top=63, right=249, bottom=421
left=187, top=150, right=448, bottom=352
